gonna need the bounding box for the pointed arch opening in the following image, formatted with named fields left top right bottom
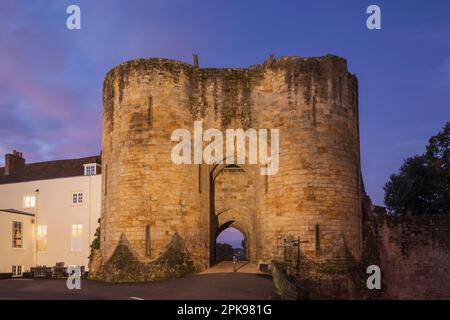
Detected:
left=215, top=224, right=246, bottom=262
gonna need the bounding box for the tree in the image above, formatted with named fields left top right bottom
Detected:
left=384, top=122, right=450, bottom=215
left=426, top=122, right=450, bottom=213
left=215, top=243, right=234, bottom=261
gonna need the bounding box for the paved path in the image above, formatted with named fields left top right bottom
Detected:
left=201, top=261, right=263, bottom=274
left=0, top=263, right=276, bottom=300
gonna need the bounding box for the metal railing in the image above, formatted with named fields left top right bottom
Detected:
left=282, top=236, right=308, bottom=278
left=30, top=264, right=85, bottom=279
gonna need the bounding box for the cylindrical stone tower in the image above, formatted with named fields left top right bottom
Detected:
left=255, top=56, right=362, bottom=265
left=98, top=59, right=209, bottom=281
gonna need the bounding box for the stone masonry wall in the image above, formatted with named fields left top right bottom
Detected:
left=360, top=195, right=450, bottom=300
left=378, top=215, right=450, bottom=299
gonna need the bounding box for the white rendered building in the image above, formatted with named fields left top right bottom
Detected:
left=0, top=150, right=101, bottom=277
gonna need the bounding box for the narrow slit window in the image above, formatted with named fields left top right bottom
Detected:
left=104, top=164, right=108, bottom=195
left=311, top=96, right=317, bottom=127
left=198, top=165, right=202, bottom=193
left=145, top=225, right=151, bottom=256
left=265, top=166, right=269, bottom=193
left=148, top=96, right=153, bottom=127
left=315, top=223, right=321, bottom=255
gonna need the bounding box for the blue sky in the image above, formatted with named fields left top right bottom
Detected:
left=1, top=0, right=449, bottom=211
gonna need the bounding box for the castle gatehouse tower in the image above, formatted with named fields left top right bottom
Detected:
left=90, top=55, right=362, bottom=282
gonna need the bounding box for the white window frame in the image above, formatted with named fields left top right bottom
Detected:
left=83, top=163, right=98, bottom=176
left=12, top=221, right=24, bottom=249
left=37, top=225, right=48, bottom=252
left=71, top=224, right=83, bottom=252
left=72, top=192, right=84, bottom=205
left=12, top=265, right=23, bottom=277
left=23, top=194, right=36, bottom=208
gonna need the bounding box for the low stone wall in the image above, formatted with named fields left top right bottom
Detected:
left=378, top=215, right=450, bottom=299
left=271, top=263, right=301, bottom=300
left=361, top=193, right=450, bottom=299
left=271, top=235, right=377, bottom=300
left=271, top=203, right=450, bottom=299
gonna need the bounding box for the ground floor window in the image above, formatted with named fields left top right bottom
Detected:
left=12, top=265, right=23, bottom=277
left=71, top=224, right=83, bottom=252
left=12, top=221, right=23, bottom=248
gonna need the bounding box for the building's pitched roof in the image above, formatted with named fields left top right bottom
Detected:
left=0, top=155, right=101, bottom=185
left=0, top=209, right=35, bottom=217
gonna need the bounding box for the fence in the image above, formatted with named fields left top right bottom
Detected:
left=30, top=264, right=85, bottom=279
left=281, top=236, right=308, bottom=278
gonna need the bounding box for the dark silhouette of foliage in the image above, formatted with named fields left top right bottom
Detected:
left=384, top=122, right=450, bottom=215
left=215, top=242, right=234, bottom=261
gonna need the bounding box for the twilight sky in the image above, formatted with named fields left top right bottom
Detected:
left=1, top=0, right=449, bottom=210
left=217, top=227, right=244, bottom=249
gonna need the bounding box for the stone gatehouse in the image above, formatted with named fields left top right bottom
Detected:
left=90, top=54, right=362, bottom=282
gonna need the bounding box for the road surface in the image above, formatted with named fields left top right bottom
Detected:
left=0, top=262, right=277, bottom=300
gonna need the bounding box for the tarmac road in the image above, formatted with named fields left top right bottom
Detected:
left=0, top=262, right=277, bottom=300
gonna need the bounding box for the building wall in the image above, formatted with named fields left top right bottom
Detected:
left=97, top=55, right=362, bottom=281
left=0, top=212, right=34, bottom=274
left=0, top=175, right=101, bottom=272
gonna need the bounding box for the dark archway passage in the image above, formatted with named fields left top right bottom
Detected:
left=210, top=163, right=258, bottom=266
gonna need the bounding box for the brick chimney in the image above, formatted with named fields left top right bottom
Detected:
left=4, top=150, right=25, bottom=175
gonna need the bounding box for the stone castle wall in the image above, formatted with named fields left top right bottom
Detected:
left=94, top=55, right=362, bottom=281
left=352, top=196, right=450, bottom=300
left=378, top=215, right=450, bottom=299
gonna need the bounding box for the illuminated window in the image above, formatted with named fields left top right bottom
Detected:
left=71, top=224, right=83, bottom=252
left=23, top=195, right=36, bottom=208
left=12, top=221, right=23, bottom=248
left=37, top=225, right=48, bottom=252
left=72, top=192, right=83, bottom=204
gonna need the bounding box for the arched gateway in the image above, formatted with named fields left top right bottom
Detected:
left=90, top=55, right=363, bottom=282
left=211, top=163, right=257, bottom=264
